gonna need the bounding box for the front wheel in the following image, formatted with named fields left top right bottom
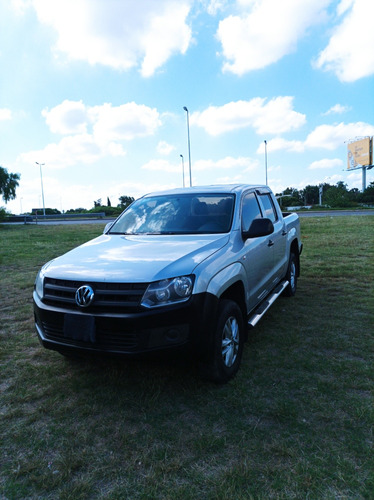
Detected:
left=201, top=299, right=244, bottom=384
left=283, top=252, right=297, bottom=297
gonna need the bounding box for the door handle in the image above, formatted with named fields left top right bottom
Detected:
left=268, top=240, right=274, bottom=247
left=282, top=230, right=288, bottom=236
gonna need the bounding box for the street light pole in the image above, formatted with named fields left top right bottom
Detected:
left=183, top=106, right=192, bottom=187
left=264, top=140, right=268, bottom=186
left=180, top=154, right=185, bottom=188
left=35, top=162, right=46, bottom=216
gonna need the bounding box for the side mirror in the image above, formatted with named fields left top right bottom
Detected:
left=242, top=218, right=274, bottom=239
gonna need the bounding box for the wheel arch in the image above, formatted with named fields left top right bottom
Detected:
left=220, top=281, right=246, bottom=322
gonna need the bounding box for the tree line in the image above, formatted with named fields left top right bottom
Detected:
left=277, top=181, right=374, bottom=208
left=64, top=196, right=135, bottom=217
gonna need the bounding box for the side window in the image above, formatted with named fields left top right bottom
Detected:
left=241, top=192, right=262, bottom=230
left=259, top=194, right=278, bottom=223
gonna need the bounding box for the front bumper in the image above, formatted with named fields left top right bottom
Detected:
left=33, top=291, right=218, bottom=358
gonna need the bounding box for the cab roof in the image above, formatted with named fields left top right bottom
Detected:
left=142, top=184, right=270, bottom=198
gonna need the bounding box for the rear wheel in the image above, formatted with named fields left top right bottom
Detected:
left=202, top=299, right=244, bottom=383
left=283, top=252, right=297, bottom=296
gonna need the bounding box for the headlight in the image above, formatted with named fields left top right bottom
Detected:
left=34, top=264, right=49, bottom=300
left=141, top=275, right=194, bottom=308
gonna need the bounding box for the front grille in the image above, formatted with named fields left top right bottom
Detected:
left=43, top=278, right=148, bottom=312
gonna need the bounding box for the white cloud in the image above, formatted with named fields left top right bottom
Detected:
left=309, top=158, right=343, bottom=169
left=217, top=0, right=330, bottom=75
left=10, top=0, right=32, bottom=15
left=191, top=97, right=306, bottom=135
left=257, top=137, right=304, bottom=154
left=194, top=156, right=259, bottom=172
left=18, top=133, right=126, bottom=169
left=259, top=121, right=374, bottom=154
left=34, top=100, right=161, bottom=168
left=206, top=0, right=228, bottom=15
left=0, top=108, right=12, bottom=120
left=346, top=170, right=365, bottom=190
left=39, top=100, right=161, bottom=160
left=90, top=102, right=161, bottom=143
left=157, top=141, right=176, bottom=155
left=42, top=100, right=88, bottom=134
left=323, top=104, right=350, bottom=115
left=140, top=3, right=192, bottom=77
left=141, top=159, right=180, bottom=173
left=337, top=0, right=355, bottom=16
left=304, top=122, right=374, bottom=150
left=140, top=156, right=259, bottom=177
left=29, top=0, right=192, bottom=76
left=315, top=0, right=374, bottom=82
left=43, top=100, right=162, bottom=140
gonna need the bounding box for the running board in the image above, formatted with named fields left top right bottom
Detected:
left=247, top=280, right=289, bottom=328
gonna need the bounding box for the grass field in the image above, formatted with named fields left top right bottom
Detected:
left=1, top=217, right=373, bottom=499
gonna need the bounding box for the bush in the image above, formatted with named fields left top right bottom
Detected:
left=0, top=207, right=10, bottom=221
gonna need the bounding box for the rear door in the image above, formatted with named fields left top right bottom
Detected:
left=257, top=192, right=287, bottom=285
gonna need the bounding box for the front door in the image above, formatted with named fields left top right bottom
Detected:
left=239, top=191, right=274, bottom=311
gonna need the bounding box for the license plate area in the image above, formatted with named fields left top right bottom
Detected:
left=63, top=314, right=96, bottom=343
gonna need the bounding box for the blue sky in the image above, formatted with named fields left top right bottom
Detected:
left=1, top=0, right=373, bottom=214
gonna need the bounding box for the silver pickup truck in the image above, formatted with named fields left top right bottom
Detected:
left=33, top=184, right=302, bottom=382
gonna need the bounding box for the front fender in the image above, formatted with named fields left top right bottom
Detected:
left=205, top=262, right=247, bottom=299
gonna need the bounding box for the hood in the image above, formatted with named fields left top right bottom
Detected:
left=44, top=233, right=230, bottom=282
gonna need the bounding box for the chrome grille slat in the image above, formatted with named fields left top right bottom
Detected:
left=43, top=278, right=148, bottom=311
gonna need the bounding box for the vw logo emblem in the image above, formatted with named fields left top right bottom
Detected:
left=75, top=285, right=95, bottom=308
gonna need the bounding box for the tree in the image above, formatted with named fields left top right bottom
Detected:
left=94, top=198, right=102, bottom=207
left=361, top=182, right=374, bottom=203
left=348, top=188, right=361, bottom=204
left=324, top=182, right=350, bottom=208
left=107, top=197, right=111, bottom=207
left=301, top=185, right=319, bottom=205
left=278, top=187, right=303, bottom=207
left=0, top=166, right=20, bottom=202
left=118, top=195, right=135, bottom=209
left=66, top=207, right=87, bottom=214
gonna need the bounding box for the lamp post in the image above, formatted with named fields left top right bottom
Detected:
left=180, top=154, right=185, bottom=188
left=35, top=162, right=46, bottom=216
left=183, top=106, right=192, bottom=187
left=264, top=140, right=268, bottom=186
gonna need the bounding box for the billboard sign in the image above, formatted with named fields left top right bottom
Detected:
left=347, top=137, right=372, bottom=170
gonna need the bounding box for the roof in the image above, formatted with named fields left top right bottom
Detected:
left=141, top=184, right=270, bottom=198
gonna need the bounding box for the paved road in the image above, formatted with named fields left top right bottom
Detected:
left=3, top=218, right=111, bottom=226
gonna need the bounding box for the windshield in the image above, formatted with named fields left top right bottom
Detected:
left=109, top=193, right=235, bottom=235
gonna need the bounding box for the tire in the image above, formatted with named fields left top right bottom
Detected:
left=201, top=299, right=245, bottom=384
left=283, top=252, right=297, bottom=297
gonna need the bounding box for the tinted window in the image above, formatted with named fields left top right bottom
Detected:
left=241, top=192, right=262, bottom=230
left=259, top=194, right=278, bottom=223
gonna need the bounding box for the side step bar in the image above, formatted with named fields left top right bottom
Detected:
left=248, top=280, right=289, bottom=328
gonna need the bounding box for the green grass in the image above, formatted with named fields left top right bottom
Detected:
left=1, top=218, right=373, bottom=499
